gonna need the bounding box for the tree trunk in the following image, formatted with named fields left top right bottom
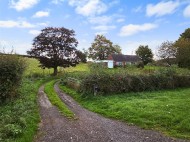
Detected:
left=53, top=66, right=58, bottom=76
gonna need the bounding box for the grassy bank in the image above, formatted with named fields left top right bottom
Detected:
left=0, top=77, right=52, bottom=142
left=44, top=80, right=74, bottom=119
left=60, top=85, right=190, bottom=140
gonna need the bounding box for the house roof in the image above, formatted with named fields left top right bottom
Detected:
left=110, top=54, right=141, bottom=62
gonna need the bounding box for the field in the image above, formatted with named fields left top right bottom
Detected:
left=60, top=85, right=190, bottom=139
left=1, top=57, right=190, bottom=141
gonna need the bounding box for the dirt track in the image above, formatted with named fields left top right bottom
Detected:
left=34, top=83, right=189, bottom=142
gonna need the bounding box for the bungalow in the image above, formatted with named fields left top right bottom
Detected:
left=107, top=54, right=141, bottom=67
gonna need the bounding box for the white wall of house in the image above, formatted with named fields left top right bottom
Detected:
left=108, top=61, right=113, bottom=68
left=94, top=60, right=113, bottom=68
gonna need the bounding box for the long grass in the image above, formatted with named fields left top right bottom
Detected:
left=0, top=77, right=53, bottom=142
left=59, top=84, right=190, bottom=140
left=44, top=80, right=74, bottom=119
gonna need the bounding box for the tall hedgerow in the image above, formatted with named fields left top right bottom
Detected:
left=0, top=54, right=26, bottom=103
left=80, top=65, right=190, bottom=95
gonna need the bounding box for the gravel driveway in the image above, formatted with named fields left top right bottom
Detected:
left=34, top=83, right=189, bottom=142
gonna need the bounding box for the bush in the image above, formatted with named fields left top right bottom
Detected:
left=79, top=67, right=190, bottom=95
left=0, top=54, right=26, bottom=103
left=136, top=61, right=144, bottom=68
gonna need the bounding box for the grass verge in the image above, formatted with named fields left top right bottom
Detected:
left=44, top=80, right=74, bottom=119
left=59, top=84, right=190, bottom=140
left=0, top=77, right=52, bottom=142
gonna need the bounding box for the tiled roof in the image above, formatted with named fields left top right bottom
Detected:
left=111, top=54, right=141, bottom=62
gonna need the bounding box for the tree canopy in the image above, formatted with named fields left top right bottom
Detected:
left=27, top=27, right=79, bottom=75
left=136, top=45, right=153, bottom=65
left=175, top=28, right=190, bottom=68
left=88, top=35, right=121, bottom=60
left=76, top=50, right=87, bottom=63
left=157, top=41, right=177, bottom=65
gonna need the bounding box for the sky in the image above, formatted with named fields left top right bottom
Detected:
left=0, top=0, right=190, bottom=57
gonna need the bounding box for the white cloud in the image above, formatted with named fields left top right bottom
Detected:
left=68, top=0, right=107, bottom=17
left=29, top=30, right=41, bottom=35
left=37, top=22, right=48, bottom=26
left=92, top=25, right=116, bottom=31
left=95, top=31, right=108, bottom=35
left=146, top=1, right=179, bottom=17
left=51, top=0, right=64, bottom=5
left=33, top=11, right=49, bottom=18
left=121, top=40, right=163, bottom=58
left=0, top=20, right=35, bottom=28
left=116, top=18, right=125, bottom=23
left=88, top=16, right=112, bottom=24
left=119, top=23, right=158, bottom=37
left=183, top=5, right=190, bottom=18
left=10, top=0, right=39, bottom=11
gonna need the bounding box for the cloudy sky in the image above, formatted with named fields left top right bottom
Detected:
left=0, top=0, right=190, bottom=56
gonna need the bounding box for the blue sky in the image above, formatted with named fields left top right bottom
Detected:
left=0, top=0, right=190, bottom=57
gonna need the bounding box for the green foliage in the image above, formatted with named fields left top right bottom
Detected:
left=88, top=35, right=121, bottom=60
left=157, top=41, right=177, bottom=65
left=44, top=80, right=74, bottom=118
left=175, top=38, right=190, bottom=69
left=60, top=85, right=190, bottom=140
left=180, top=28, right=190, bottom=39
left=136, top=61, right=144, bottom=68
left=27, top=27, right=79, bottom=75
left=0, top=77, right=50, bottom=142
left=136, top=45, right=153, bottom=65
left=0, top=54, right=26, bottom=103
left=175, top=28, right=190, bottom=69
left=76, top=50, right=87, bottom=63
left=79, top=65, right=190, bottom=95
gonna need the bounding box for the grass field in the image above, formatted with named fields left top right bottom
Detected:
left=24, top=57, right=89, bottom=76
left=24, top=57, right=190, bottom=76
left=60, top=85, right=190, bottom=140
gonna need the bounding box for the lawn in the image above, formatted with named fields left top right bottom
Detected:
left=60, top=85, right=190, bottom=140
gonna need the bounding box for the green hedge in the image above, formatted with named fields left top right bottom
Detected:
left=80, top=73, right=190, bottom=95
left=0, top=54, right=25, bottom=103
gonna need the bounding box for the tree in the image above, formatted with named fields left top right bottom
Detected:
left=113, top=44, right=122, bottom=54
left=88, top=35, right=121, bottom=60
left=27, top=27, right=79, bottom=75
left=136, top=45, right=153, bottom=65
left=157, top=41, right=177, bottom=65
left=175, top=28, right=190, bottom=68
left=76, top=50, right=87, bottom=63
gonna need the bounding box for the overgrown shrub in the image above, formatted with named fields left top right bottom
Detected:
left=136, top=61, right=144, bottom=68
left=61, top=63, right=190, bottom=95
left=0, top=54, right=26, bottom=103
left=79, top=66, right=190, bottom=95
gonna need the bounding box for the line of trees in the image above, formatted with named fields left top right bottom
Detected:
left=157, top=28, right=190, bottom=68
left=27, top=27, right=190, bottom=76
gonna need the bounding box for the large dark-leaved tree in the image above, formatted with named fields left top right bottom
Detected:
left=88, top=35, right=121, bottom=60
left=27, top=27, right=79, bottom=75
